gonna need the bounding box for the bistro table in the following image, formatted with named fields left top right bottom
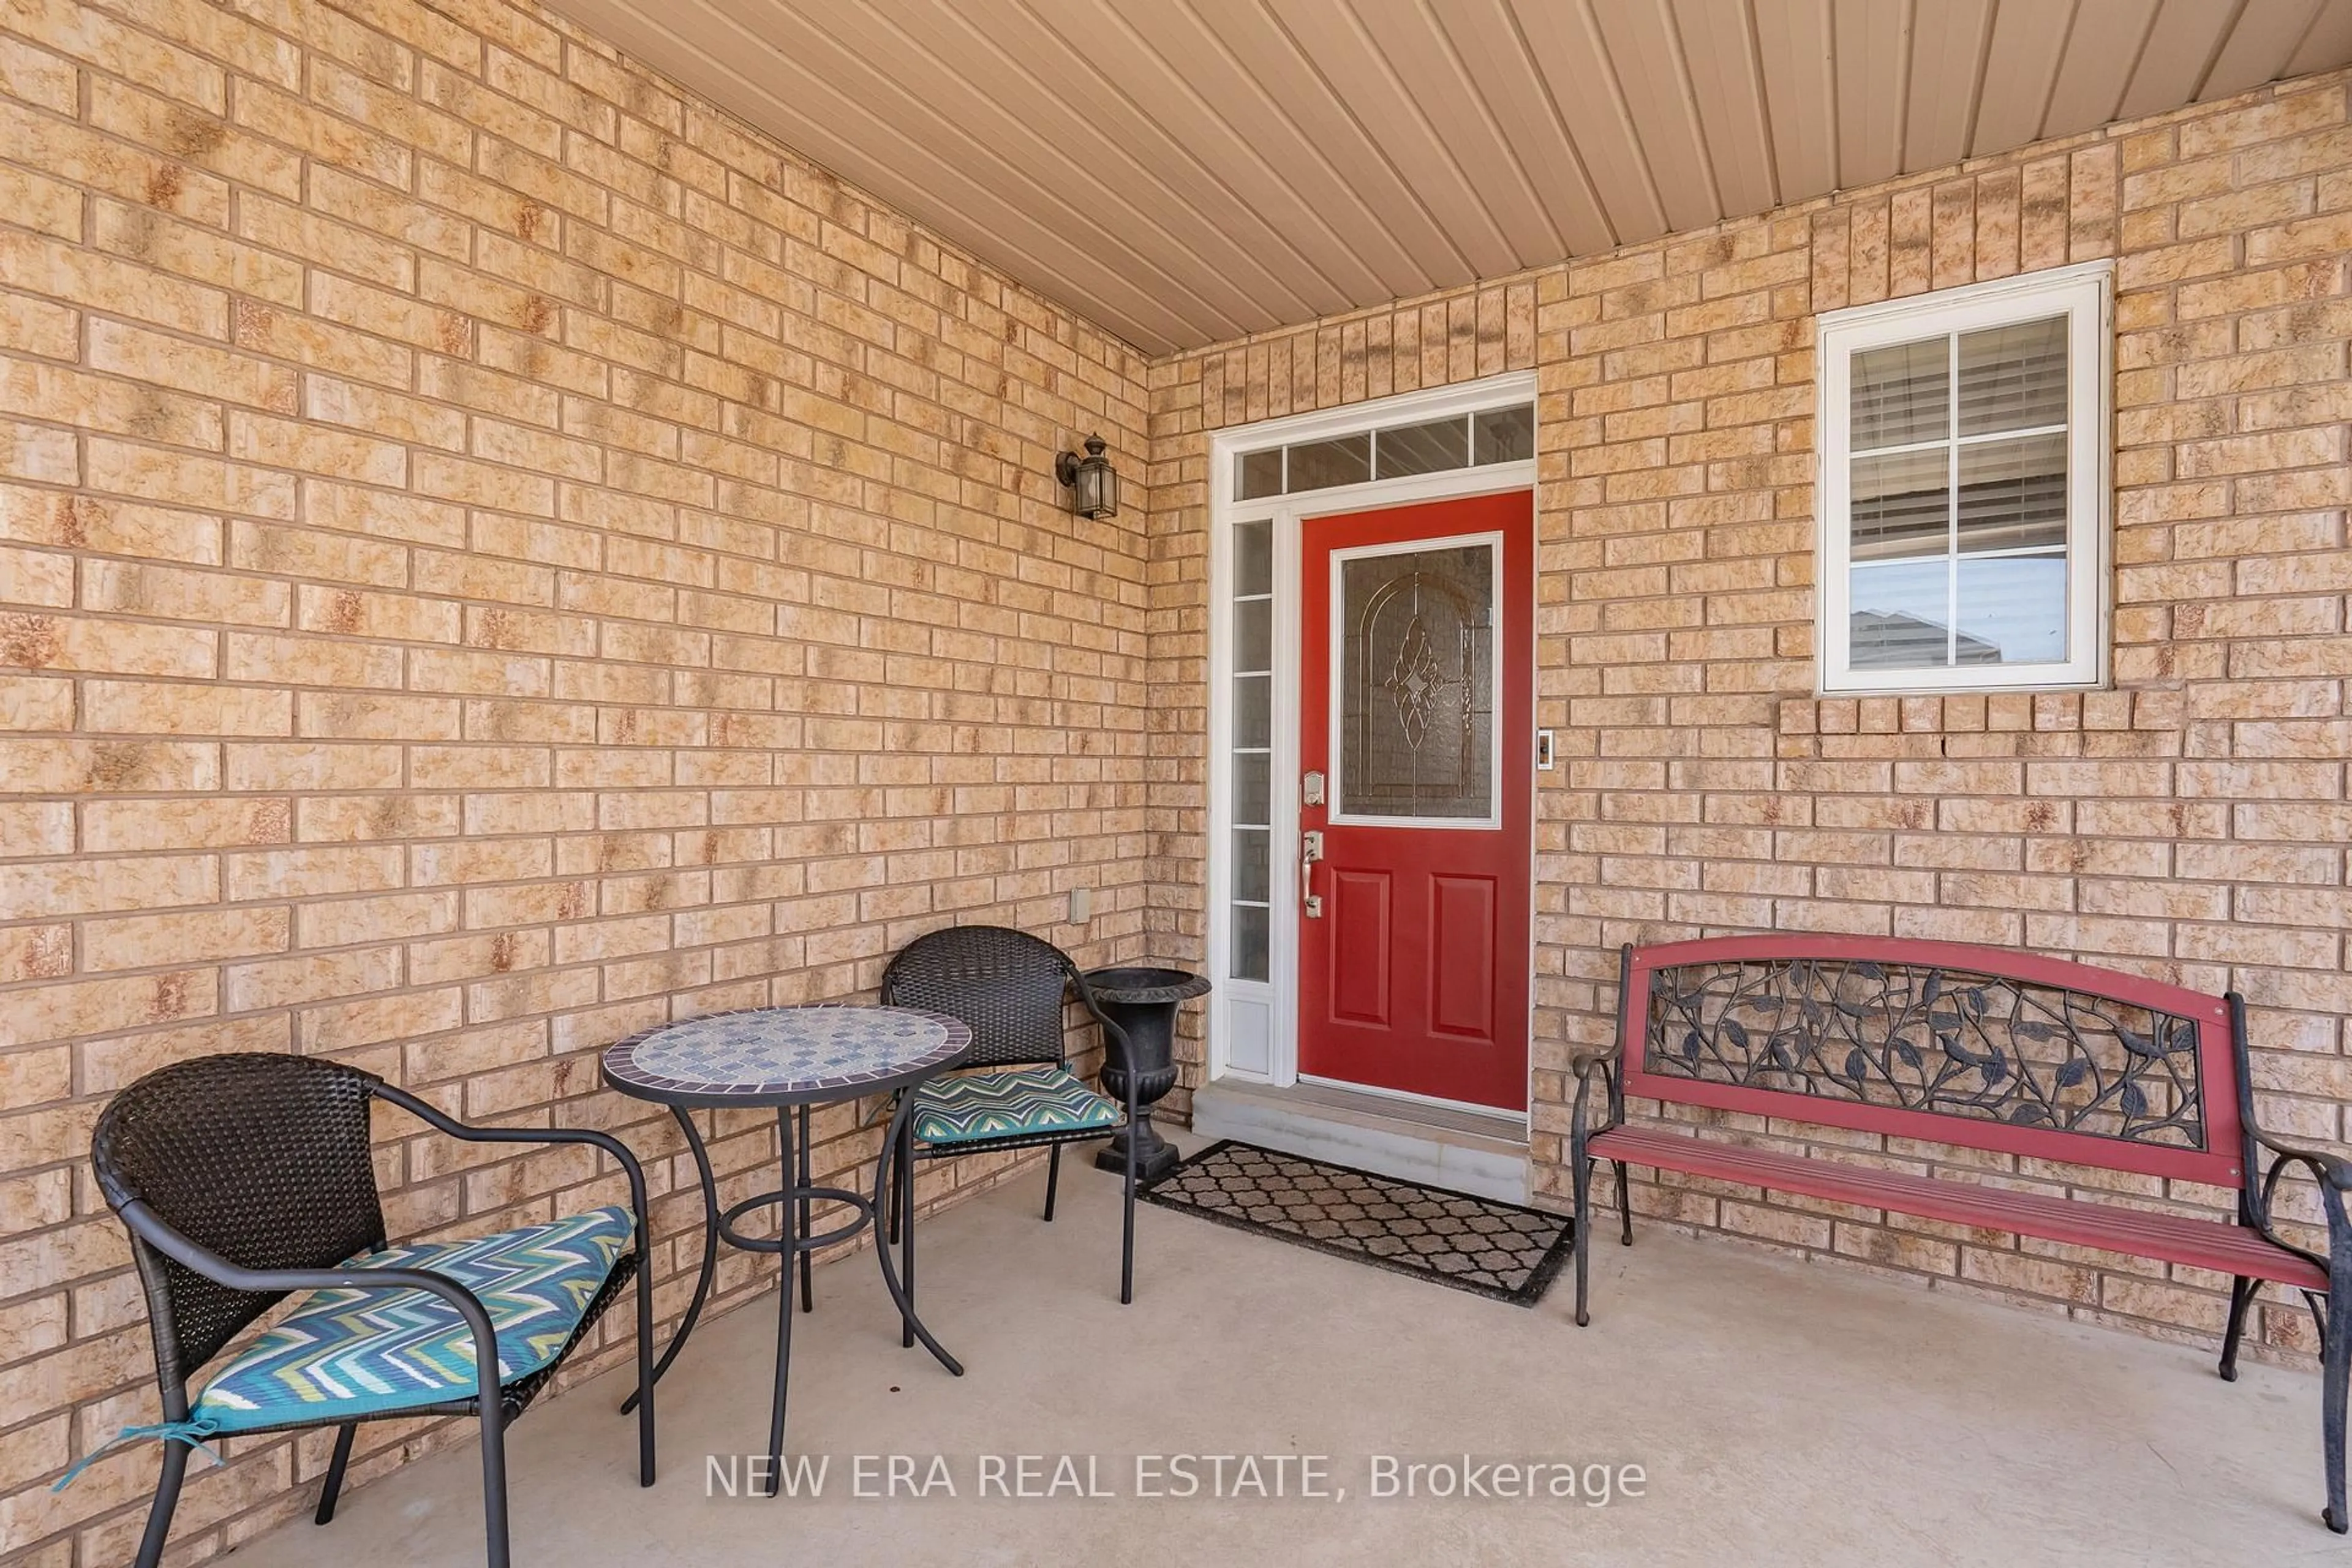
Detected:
left=601, top=1005, right=973, bottom=1494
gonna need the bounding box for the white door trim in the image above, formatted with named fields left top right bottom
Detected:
left=1204, top=371, right=1537, bottom=1111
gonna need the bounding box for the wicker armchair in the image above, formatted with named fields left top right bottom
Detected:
left=83, top=1052, right=654, bottom=1568
left=879, top=926, right=1141, bottom=1313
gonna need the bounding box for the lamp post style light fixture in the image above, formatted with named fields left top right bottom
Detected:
left=1055, top=432, right=1120, bottom=519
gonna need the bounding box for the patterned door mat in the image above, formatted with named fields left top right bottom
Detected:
left=1140, top=1140, right=1573, bottom=1306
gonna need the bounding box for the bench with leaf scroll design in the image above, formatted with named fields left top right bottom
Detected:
left=1567, top=935, right=2352, bottom=1533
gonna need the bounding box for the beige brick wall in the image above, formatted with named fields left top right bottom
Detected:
left=0, top=0, right=1151, bottom=1560
left=1150, top=72, right=2352, bottom=1365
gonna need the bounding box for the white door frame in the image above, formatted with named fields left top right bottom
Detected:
left=1204, top=372, right=1538, bottom=1113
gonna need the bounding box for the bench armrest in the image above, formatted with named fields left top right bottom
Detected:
left=2249, top=1140, right=2352, bottom=1295
left=2255, top=1129, right=2352, bottom=1193
left=1567, top=1044, right=1624, bottom=1155
left=1566, top=1042, right=1621, bottom=1080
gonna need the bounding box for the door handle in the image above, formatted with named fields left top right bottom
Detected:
left=1301, top=830, right=1324, bottom=919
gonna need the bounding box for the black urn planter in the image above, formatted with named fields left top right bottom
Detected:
left=1083, top=965, right=1210, bottom=1186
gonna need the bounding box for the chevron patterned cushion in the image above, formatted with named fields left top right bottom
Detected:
left=911, top=1065, right=1121, bottom=1146
left=193, top=1205, right=633, bottom=1433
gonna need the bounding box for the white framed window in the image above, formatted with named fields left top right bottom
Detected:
left=1816, top=260, right=2113, bottom=695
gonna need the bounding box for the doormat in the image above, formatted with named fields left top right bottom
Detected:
left=1140, top=1140, right=1572, bottom=1306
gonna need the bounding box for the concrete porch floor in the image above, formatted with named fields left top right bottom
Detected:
left=225, top=1144, right=2333, bottom=1567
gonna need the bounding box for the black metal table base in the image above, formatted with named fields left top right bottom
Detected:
left=617, top=1098, right=961, bottom=1492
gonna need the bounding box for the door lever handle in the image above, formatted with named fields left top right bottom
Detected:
left=1301, top=830, right=1324, bottom=919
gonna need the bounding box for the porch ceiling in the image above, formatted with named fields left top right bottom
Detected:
left=543, top=0, right=2352, bottom=356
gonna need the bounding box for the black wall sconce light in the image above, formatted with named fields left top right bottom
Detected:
left=1054, top=433, right=1120, bottom=519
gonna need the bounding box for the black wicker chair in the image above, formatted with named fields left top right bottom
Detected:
left=83, top=1052, right=655, bottom=1568
left=878, top=926, right=1141, bottom=1314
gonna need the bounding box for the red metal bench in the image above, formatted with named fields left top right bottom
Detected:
left=1569, top=935, right=2352, bottom=1531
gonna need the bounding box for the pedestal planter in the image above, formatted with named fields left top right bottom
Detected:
left=1082, top=965, right=1210, bottom=1185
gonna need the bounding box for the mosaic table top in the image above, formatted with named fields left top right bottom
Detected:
left=602, top=1005, right=973, bottom=1106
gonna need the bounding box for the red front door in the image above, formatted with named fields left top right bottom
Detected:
left=1298, top=491, right=1532, bottom=1111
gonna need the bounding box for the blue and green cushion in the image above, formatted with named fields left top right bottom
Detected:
left=911, top=1065, right=1122, bottom=1147
left=192, top=1205, right=634, bottom=1433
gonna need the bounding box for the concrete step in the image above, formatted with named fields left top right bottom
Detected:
left=1187, top=1077, right=1529, bottom=1204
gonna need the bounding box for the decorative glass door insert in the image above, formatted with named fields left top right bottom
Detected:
left=1334, top=538, right=1498, bottom=826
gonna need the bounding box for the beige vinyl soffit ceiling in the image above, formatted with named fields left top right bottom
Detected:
left=545, top=0, right=2352, bottom=356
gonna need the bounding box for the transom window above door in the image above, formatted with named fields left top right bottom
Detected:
left=1235, top=403, right=1533, bottom=499
left=1815, top=262, right=2112, bottom=695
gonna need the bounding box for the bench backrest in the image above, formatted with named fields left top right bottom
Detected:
left=1618, top=936, right=2249, bottom=1190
